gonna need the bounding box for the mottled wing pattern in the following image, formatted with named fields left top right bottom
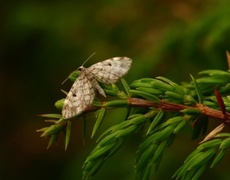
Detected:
left=62, top=73, right=95, bottom=119
left=62, top=57, right=132, bottom=119
left=88, top=57, right=132, bottom=84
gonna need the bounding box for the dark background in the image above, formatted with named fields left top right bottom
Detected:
left=1, top=0, right=230, bottom=179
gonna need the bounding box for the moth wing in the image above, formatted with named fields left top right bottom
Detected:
left=62, top=74, right=95, bottom=119
left=88, top=57, right=132, bottom=84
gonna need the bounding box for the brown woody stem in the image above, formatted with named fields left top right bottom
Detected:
left=129, top=98, right=230, bottom=124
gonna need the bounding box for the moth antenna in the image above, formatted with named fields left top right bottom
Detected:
left=62, top=74, right=71, bottom=85
left=62, top=53, right=96, bottom=85
left=82, top=52, right=96, bottom=66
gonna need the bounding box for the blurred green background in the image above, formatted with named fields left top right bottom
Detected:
left=1, top=0, right=230, bottom=179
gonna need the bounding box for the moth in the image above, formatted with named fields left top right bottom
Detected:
left=62, top=57, right=132, bottom=119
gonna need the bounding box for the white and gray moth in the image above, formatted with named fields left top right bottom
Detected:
left=62, top=57, right=132, bottom=119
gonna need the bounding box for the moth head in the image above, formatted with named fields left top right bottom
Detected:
left=78, top=66, right=85, bottom=71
